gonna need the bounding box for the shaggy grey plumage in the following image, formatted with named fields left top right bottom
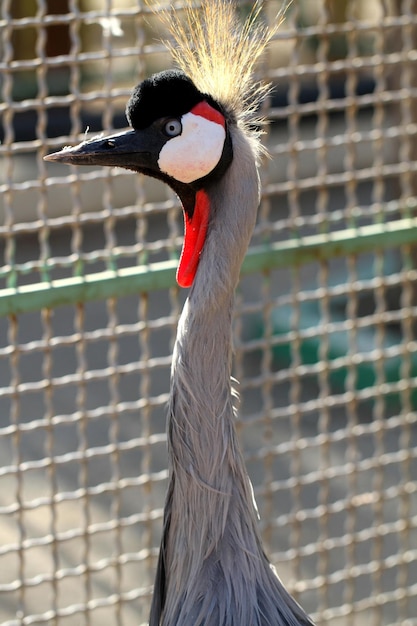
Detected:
left=149, top=127, right=314, bottom=626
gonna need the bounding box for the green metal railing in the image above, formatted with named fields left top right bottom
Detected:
left=2, top=217, right=417, bottom=316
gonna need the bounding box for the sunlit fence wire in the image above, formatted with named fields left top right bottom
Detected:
left=0, top=1, right=416, bottom=624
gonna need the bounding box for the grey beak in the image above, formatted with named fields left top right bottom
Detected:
left=44, top=128, right=161, bottom=171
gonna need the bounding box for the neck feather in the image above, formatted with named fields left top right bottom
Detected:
left=167, top=124, right=261, bottom=565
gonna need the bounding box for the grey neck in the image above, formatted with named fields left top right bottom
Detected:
left=166, top=123, right=262, bottom=565
left=153, top=125, right=314, bottom=626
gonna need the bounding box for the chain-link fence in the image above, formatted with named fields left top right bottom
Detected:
left=0, top=1, right=416, bottom=624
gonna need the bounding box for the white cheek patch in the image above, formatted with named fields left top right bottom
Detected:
left=158, top=112, right=226, bottom=184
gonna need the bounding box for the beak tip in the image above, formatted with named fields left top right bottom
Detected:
left=43, top=146, right=78, bottom=163
left=43, top=152, right=58, bottom=162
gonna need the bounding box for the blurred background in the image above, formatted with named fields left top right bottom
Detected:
left=0, top=1, right=416, bottom=624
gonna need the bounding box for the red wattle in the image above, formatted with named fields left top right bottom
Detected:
left=177, top=189, right=210, bottom=288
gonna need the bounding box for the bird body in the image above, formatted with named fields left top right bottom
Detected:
left=45, top=1, right=315, bottom=624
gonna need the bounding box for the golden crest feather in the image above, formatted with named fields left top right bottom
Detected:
left=154, top=0, right=289, bottom=138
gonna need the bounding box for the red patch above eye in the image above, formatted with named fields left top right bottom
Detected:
left=190, top=102, right=225, bottom=127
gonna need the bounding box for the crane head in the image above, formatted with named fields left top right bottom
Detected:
left=45, top=70, right=233, bottom=288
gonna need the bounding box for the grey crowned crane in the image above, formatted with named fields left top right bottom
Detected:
left=46, top=1, right=315, bottom=624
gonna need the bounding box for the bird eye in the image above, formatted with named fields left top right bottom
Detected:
left=164, top=119, right=182, bottom=137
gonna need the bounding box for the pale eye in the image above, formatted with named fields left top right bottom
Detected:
left=164, top=119, right=182, bottom=137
